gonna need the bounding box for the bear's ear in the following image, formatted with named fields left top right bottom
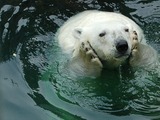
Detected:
left=73, top=28, right=82, bottom=40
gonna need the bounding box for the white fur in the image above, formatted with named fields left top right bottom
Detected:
left=56, top=10, right=158, bottom=77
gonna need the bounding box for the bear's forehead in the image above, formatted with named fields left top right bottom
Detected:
left=88, top=21, right=128, bottom=31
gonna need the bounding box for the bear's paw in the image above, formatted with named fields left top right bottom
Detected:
left=80, top=41, right=103, bottom=68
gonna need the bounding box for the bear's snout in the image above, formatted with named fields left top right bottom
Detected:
left=116, top=40, right=128, bottom=54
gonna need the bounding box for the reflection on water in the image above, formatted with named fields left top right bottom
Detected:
left=0, top=0, right=160, bottom=120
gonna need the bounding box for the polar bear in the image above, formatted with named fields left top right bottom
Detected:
left=56, top=10, right=158, bottom=77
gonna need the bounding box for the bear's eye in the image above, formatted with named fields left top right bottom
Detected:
left=124, top=28, right=129, bottom=32
left=99, top=32, right=106, bottom=37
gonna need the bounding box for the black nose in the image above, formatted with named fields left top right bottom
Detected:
left=116, top=40, right=128, bottom=54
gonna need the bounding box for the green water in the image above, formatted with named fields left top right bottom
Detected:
left=0, top=0, right=160, bottom=120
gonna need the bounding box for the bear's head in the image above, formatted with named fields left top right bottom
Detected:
left=73, top=21, right=137, bottom=68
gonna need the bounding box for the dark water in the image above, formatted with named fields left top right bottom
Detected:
left=0, top=0, right=160, bottom=120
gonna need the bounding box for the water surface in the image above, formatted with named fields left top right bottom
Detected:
left=0, top=0, right=160, bottom=120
